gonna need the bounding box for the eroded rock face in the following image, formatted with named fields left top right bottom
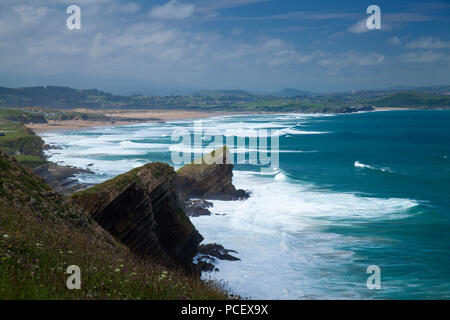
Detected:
left=177, top=147, right=250, bottom=201
left=72, top=162, right=203, bottom=272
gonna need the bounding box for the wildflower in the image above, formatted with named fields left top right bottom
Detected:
left=114, top=269, right=120, bottom=273
left=3, top=234, right=9, bottom=238
left=68, top=251, right=73, bottom=254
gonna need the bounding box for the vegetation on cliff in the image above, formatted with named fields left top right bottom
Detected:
left=0, top=109, right=46, bottom=168
left=0, top=151, right=230, bottom=299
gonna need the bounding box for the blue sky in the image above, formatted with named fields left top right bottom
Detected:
left=0, top=0, right=449, bottom=94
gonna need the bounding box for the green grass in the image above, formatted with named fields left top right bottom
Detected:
left=71, top=162, right=174, bottom=201
left=13, top=155, right=46, bottom=168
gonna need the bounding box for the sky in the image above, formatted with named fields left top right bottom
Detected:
left=0, top=0, right=449, bottom=95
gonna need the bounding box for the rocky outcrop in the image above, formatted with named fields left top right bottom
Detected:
left=32, top=162, right=93, bottom=194
left=198, top=244, right=240, bottom=261
left=184, top=200, right=214, bottom=217
left=71, top=162, right=203, bottom=272
left=177, top=147, right=249, bottom=201
left=195, top=243, right=240, bottom=272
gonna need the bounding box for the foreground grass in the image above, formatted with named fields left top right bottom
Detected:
left=0, top=152, right=232, bottom=300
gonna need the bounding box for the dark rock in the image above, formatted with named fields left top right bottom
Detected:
left=233, top=189, right=250, bottom=200
left=33, top=162, right=93, bottom=195
left=198, top=243, right=240, bottom=261
left=72, top=162, right=204, bottom=273
left=177, top=147, right=250, bottom=201
left=194, top=255, right=218, bottom=272
left=195, top=257, right=216, bottom=272
left=184, top=199, right=213, bottom=217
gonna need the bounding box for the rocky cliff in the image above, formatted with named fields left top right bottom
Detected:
left=72, top=162, right=203, bottom=272
left=177, top=146, right=249, bottom=201
left=70, top=147, right=247, bottom=274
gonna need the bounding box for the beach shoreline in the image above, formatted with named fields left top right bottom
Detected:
left=27, top=107, right=450, bottom=134
left=26, top=109, right=237, bottom=133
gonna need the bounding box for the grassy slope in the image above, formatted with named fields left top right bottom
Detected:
left=0, top=109, right=45, bottom=168
left=0, top=151, right=230, bottom=300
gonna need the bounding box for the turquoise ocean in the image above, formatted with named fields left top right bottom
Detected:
left=41, top=110, right=450, bottom=299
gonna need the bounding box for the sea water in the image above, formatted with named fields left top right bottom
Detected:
left=41, top=110, right=450, bottom=299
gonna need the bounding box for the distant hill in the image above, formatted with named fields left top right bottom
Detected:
left=272, top=88, right=313, bottom=97
left=0, top=85, right=449, bottom=112
left=368, top=91, right=450, bottom=108
left=192, top=90, right=255, bottom=97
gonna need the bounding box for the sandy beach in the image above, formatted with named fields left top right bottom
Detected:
left=26, top=109, right=226, bottom=133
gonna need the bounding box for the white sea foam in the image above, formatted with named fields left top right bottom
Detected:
left=354, top=161, right=393, bottom=173
left=272, top=128, right=328, bottom=136
left=193, top=169, right=418, bottom=299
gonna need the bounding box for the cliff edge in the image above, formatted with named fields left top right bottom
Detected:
left=71, top=162, right=203, bottom=273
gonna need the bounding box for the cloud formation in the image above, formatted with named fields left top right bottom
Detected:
left=406, top=37, right=450, bottom=49
left=0, top=0, right=448, bottom=92
left=150, top=0, right=195, bottom=19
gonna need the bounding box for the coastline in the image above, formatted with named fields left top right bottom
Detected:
left=26, top=107, right=450, bottom=134
left=26, top=109, right=236, bottom=133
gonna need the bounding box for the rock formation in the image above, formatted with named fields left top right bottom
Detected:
left=72, top=162, right=203, bottom=272
left=184, top=199, right=214, bottom=217
left=177, top=146, right=249, bottom=201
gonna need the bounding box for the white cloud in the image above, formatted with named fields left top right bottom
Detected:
left=231, top=28, right=243, bottom=35
left=400, top=51, right=447, bottom=63
left=319, top=51, right=384, bottom=71
left=13, top=5, right=50, bottom=25
left=387, top=36, right=402, bottom=46
left=195, top=0, right=269, bottom=12
left=405, top=37, right=450, bottom=49
left=347, top=19, right=369, bottom=34
left=150, top=0, right=195, bottom=20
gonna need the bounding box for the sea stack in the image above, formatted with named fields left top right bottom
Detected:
left=176, top=146, right=250, bottom=201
